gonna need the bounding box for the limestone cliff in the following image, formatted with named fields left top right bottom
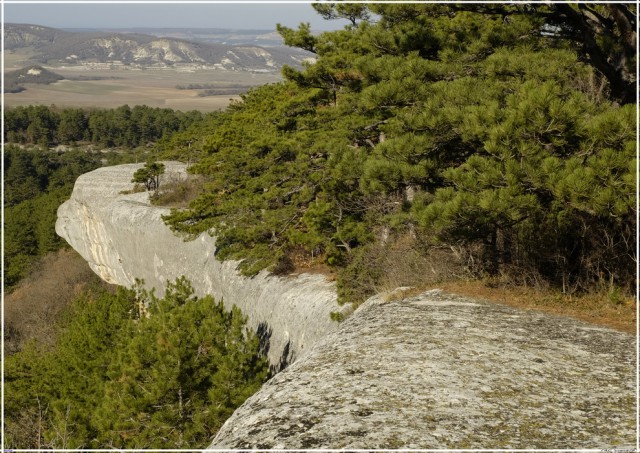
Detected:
left=57, top=163, right=635, bottom=449
left=56, top=162, right=346, bottom=367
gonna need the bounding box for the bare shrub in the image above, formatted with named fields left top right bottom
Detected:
left=287, top=246, right=332, bottom=276
left=151, top=172, right=205, bottom=208
left=119, top=183, right=146, bottom=195
left=4, top=398, right=50, bottom=449
left=572, top=67, right=610, bottom=104
left=4, top=248, right=114, bottom=354
left=271, top=255, right=295, bottom=276
left=337, top=233, right=468, bottom=307
left=372, top=237, right=468, bottom=295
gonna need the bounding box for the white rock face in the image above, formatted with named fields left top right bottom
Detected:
left=209, top=290, right=636, bottom=449
left=56, top=162, right=346, bottom=367
left=57, top=162, right=635, bottom=449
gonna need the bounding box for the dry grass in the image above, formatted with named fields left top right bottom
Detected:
left=437, top=279, right=636, bottom=335
left=288, top=247, right=335, bottom=279
left=4, top=66, right=281, bottom=112
left=337, top=234, right=469, bottom=307
left=361, top=235, right=637, bottom=335
left=151, top=172, right=205, bottom=208
left=120, top=183, right=146, bottom=195
left=4, top=248, right=116, bottom=354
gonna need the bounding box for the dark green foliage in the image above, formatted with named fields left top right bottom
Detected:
left=3, top=145, right=111, bottom=289
left=133, top=160, right=166, bottom=192
left=5, top=278, right=268, bottom=449
left=155, top=111, right=224, bottom=162
left=4, top=283, right=133, bottom=448
left=312, top=3, right=370, bottom=26
left=163, top=4, right=635, bottom=306
left=5, top=104, right=204, bottom=147
left=276, top=22, right=318, bottom=53
left=416, top=97, right=635, bottom=290
left=5, top=188, right=68, bottom=286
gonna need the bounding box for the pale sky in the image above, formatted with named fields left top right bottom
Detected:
left=3, top=2, right=351, bottom=32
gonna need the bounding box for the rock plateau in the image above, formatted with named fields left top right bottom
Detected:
left=57, top=163, right=636, bottom=449
left=210, top=290, right=635, bottom=449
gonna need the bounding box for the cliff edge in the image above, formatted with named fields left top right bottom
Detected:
left=57, top=163, right=635, bottom=449
left=56, top=162, right=346, bottom=367
left=210, top=290, right=635, bottom=449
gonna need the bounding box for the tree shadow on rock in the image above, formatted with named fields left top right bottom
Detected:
left=274, top=340, right=295, bottom=374
left=256, top=321, right=272, bottom=358
left=256, top=321, right=296, bottom=375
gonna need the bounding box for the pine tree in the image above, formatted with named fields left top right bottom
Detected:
left=162, top=3, right=635, bottom=300
left=95, top=278, right=267, bottom=448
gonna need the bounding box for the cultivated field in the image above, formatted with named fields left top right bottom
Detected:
left=4, top=55, right=282, bottom=112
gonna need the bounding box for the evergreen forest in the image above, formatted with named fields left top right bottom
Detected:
left=4, top=144, right=124, bottom=288
left=3, top=2, right=637, bottom=449
left=4, top=107, right=266, bottom=448
left=4, top=104, right=208, bottom=148
left=162, top=3, right=636, bottom=306
left=5, top=278, right=267, bottom=448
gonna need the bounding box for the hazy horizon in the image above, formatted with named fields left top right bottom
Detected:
left=4, top=2, right=351, bottom=32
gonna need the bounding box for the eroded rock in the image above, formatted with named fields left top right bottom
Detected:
left=209, top=290, right=635, bottom=449
left=55, top=162, right=346, bottom=367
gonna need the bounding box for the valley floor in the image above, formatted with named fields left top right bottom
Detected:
left=4, top=66, right=281, bottom=111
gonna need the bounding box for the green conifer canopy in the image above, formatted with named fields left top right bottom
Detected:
left=163, top=3, right=636, bottom=302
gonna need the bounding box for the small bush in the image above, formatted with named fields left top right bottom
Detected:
left=119, top=183, right=146, bottom=195
left=336, top=234, right=467, bottom=308
left=330, top=311, right=346, bottom=322
left=271, top=254, right=295, bottom=275
left=151, top=173, right=204, bottom=208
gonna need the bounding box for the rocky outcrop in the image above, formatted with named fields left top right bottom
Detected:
left=5, top=23, right=313, bottom=72
left=209, top=289, right=636, bottom=449
left=56, top=162, right=346, bottom=367
left=57, top=163, right=635, bottom=449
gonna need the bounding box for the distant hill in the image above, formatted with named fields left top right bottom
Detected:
left=70, top=27, right=288, bottom=47
left=4, top=23, right=66, bottom=49
left=5, top=23, right=314, bottom=72
left=4, top=65, right=64, bottom=93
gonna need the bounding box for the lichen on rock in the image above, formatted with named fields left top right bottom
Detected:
left=209, top=290, right=635, bottom=449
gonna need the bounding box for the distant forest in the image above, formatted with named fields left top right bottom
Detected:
left=4, top=104, right=208, bottom=148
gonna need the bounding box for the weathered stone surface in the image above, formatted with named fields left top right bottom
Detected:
left=57, top=163, right=635, bottom=449
left=209, top=290, right=635, bottom=449
left=55, top=162, right=346, bottom=367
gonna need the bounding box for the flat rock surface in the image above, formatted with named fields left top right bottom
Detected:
left=210, top=290, right=636, bottom=449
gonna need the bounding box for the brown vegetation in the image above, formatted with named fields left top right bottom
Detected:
left=4, top=248, right=115, bottom=354
left=337, top=234, right=468, bottom=307
left=438, top=279, right=636, bottom=335
left=338, top=234, right=635, bottom=335
left=151, top=172, right=206, bottom=208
